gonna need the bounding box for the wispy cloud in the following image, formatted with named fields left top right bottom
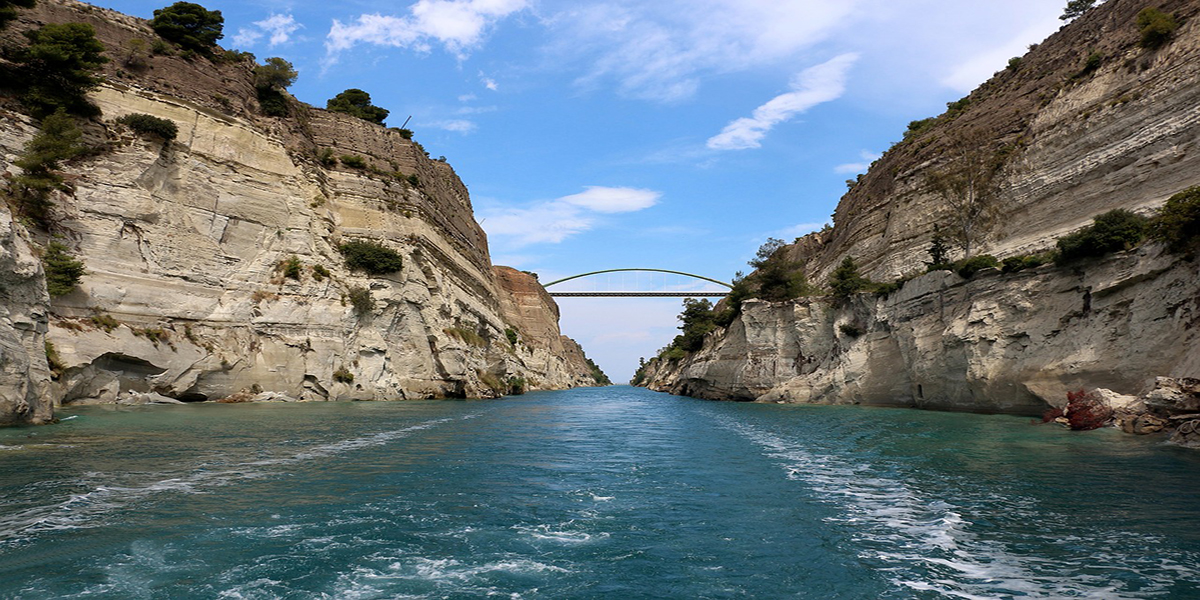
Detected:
left=431, top=119, right=477, bottom=133
left=233, top=14, right=303, bottom=48
left=326, top=0, right=529, bottom=59
left=707, top=53, right=858, bottom=151
left=548, top=0, right=859, bottom=102
left=940, top=14, right=1062, bottom=92
left=481, top=186, right=661, bottom=248
left=834, top=149, right=881, bottom=174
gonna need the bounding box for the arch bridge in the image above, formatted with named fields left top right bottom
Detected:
left=543, top=269, right=731, bottom=297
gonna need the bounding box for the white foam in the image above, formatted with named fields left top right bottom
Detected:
left=713, top=415, right=1199, bottom=599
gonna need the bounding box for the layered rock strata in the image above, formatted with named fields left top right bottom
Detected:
left=0, top=0, right=599, bottom=424
left=641, top=0, right=1200, bottom=424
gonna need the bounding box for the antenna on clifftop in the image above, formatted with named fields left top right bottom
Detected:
left=400, top=115, right=412, bottom=129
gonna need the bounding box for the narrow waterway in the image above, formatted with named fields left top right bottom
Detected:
left=1, top=386, right=1197, bottom=598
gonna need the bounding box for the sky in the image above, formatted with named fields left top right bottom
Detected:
left=96, top=0, right=1067, bottom=382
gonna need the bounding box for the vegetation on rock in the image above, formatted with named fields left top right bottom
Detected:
left=1056, top=209, right=1149, bottom=263
left=279, top=255, right=302, bottom=280
left=829, top=256, right=870, bottom=301
left=151, top=2, right=224, bottom=53
left=9, top=109, right=83, bottom=226
left=339, top=154, right=367, bottom=169
left=17, top=22, right=108, bottom=117
left=1154, top=186, right=1200, bottom=252
left=41, top=241, right=86, bottom=297
left=1136, top=7, right=1177, bottom=49
left=326, top=89, right=389, bottom=125
left=925, top=129, right=1006, bottom=258
left=116, top=113, right=178, bottom=141
left=347, top=285, right=372, bottom=315
left=1060, top=0, right=1096, bottom=21
left=338, top=240, right=403, bottom=275
left=253, top=57, right=296, bottom=117
left=332, top=366, right=354, bottom=383
left=587, top=357, right=611, bottom=386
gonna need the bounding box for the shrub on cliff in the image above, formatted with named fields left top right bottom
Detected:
left=339, top=155, right=367, bottom=169
left=338, top=240, right=403, bottom=275
left=1154, top=186, right=1200, bottom=252
left=17, top=23, right=108, bottom=117
left=0, top=0, right=35, bottom=29
left=42, top=241, right=86, bottom=297
left=116, top=113, right=178, bottom=141
left=1136, top=7, right=1177, bottom=49
left=254, top=57, right=296, bottom=117
left=151, top=2, right=224, bottom=53
left=672, top=298, right=717, bottom=353
left=347, top=285, right=372, bottom=315
left=587, top=357, right=611, bottom=385
left=9, top=109, right=83, bottom=226
left=953, top=254, right=999, bottom=278
left=828, top=256, right=870, bottom=300
left=326, top=89, right=389, bottom=125
left=1055, top=209, right=1149, bottom=263
left=1001, top=253, right=1051, bottom=273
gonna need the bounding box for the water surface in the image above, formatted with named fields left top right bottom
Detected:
left=1, top=387, right=1198, bottom=598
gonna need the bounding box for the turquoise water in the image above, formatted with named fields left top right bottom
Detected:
left=0, top=386, right=1198, bottom=599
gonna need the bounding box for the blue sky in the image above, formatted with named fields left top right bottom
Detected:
left=96, top=0, right=1066, bottom=381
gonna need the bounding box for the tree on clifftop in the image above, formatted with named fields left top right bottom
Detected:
left=17, top=23, right=108, bottom=117
left=1060, top=0, right=1097, bottom=21
left=151, top=2, right=224, bottom=53
left=326, top=89, right=389, bottom=125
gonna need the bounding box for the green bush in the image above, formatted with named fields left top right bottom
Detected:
left=339, top=240, right=403, bottom=275
left=954, top=254, right=999, bottom=278
left=312, top=264, right=330, bottom=281
left=339, top=155, right=367, bottom=169
left=151, top=2, right=224, bottom=53
left=505, top=327, right=518, bottom=346
left=317, top=148, right=337, bottom=167
left=116, top=113, right=178, bottom=141
left=347, top=285, right=372, bottom=314
left=506, top=376, right=526, bottom=395
left=1007, top=57, right=1022, bottom=71
left=406, top=174, right=420, bottom=187
left=42, top=241, right=86, bottom=297
left=1001, top=253, right=1051, bottom=273
left=1137, top=7, right=1177, bottom=48
left=1060, top=0, right=1097, bottom=21
left=1155, top=186, right=1200, bottom=252
left=10, top=110, right=83, bottom=226
left=332, top=366, right=354, bottom=383
left=17, top=23, right=108, bottom=117
left=0, top=0, right=35, bottom=29
left=661, top=347, right=687, bottom=361
left=1056, top=209, right=1150, bottom=263
left=828, top=256, right=870, bottom=300
left=256, top=87, right=288, bottom=117
left=279, top=255, right=302, bottom=280
left=326, top=88, right=389, bottom=125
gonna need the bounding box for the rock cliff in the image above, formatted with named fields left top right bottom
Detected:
left=0, top=0, right=600, bottom=424
left=642, top=0, right=1200, bottom=416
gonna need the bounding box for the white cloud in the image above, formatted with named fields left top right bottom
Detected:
left=233, top=14, right=302, bottom=48
left=481, top=186, right=660, bottom=248
left=432, top=119, right=478, bottom=133
left=458, top=93, right=477, bottom=102
left=326, top=0, right=528, bottom=59
left=707, top=53, right=858, bottom=151
left=558, top=186, right=660, bottom=213
left=482, top=77, right=499, bottom=91
left=549, top=0, right=859, bottom=102
left=834, top=150, right=882, bottom=174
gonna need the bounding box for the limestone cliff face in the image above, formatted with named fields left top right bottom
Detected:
left=645, top=247, right=1200, bottom=414
left=794, top=0, right=1200, bottom=283
left=0, top=201, right=52, bottom=425
left=0, top=0, right=598, bottom=423
left=642, top=0, right=1200, bottom=414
